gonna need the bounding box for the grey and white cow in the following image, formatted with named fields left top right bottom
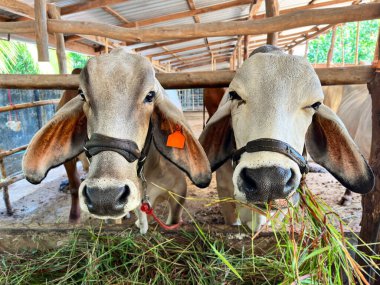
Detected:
left=23, top=48, right=211, bottom=233
left=199, top=45, right=374, bottom=231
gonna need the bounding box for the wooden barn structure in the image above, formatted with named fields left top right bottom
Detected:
left=0, top=0, right=379, bottom=281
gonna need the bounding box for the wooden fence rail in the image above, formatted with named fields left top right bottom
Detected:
left=0, top=100, right=59, bottom=113
left=0, top=66, right=375, bottom=89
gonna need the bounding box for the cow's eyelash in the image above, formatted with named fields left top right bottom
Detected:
left=78, top=90, right=86, bottom=102
left=310, top=102, right=321, bottom=111
left=229, top=91, right=242, bottom=101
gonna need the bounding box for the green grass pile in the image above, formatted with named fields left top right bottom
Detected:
left=1, top=183, right=379, bottom=284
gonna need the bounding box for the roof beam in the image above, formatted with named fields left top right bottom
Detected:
left=101, top=6, right=130, bottom=24
left=5, top=4, right=380, bottom=43
left=0, top=0, right=35, bottom=18
left=61, top=0, right=128, bottom=15
left=186, top=0, right=213, bottom=56
left=170, top=52, right=232, bottom=65
left=230, top=0, right=263, bottom=67
left=285, top=24, right=335, bottom=50
left=0, top=0, right=99, bottom=54
left=152, top=38, right=236, bottom=58
left=121, top=0, right=252, bottom=28
left=177, top=57, right=230, bottom=70
left=134, top=38, right=201, bottom=52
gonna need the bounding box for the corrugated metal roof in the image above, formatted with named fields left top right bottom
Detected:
left=111, top=0, right=189, bottom=22
left=3, top=0, right=360, bottom=71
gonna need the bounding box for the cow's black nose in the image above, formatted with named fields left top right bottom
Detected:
left=238, top=166, right=297, bottom=202
left=83, top=185, right=129, bottom=216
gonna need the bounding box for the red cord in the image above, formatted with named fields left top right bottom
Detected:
left=140, top=202, right=182, bottom=230
left=7, top=89, right=19, bottom=121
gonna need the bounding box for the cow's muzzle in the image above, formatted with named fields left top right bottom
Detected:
left=83, top=184, right=130, bottom=216
left=237, top=166, right=298, bottom=202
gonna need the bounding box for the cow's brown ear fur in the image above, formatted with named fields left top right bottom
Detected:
left=199, top=99, right=235, bottom=171
left=306, top=104, right=374, bottom=194
left=152, top=85, right=211, bottom=188
left=23, top=96, right=87, bottom=184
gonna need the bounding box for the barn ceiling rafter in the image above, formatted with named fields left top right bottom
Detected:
left=0, top=0, right=378, bottom=71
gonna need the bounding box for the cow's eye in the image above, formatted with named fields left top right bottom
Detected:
left=144, top=91, right=156, bottom=103
left=310, top=102, right=321, bottom=111
left=229, top=91, right=242, bottom=101
left=78, top=90, right=86, bottom=102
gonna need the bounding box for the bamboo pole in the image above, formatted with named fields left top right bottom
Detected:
left=47, top=4, right=67, bottom=74
left=355, top=22, right=360, bottom=65
left=0, top=66, right=374, bottom=89
left=0, top=145, right=28, bottom=160
left=0, top=100, right=59, bottom=113
left=327, top=26, right=337, bottom=67
left=1, top=4, right=380, bottom=42
left=0, top=159, right=13, bottom=215
left=304, top=40, right=309, bottom=58
left=341, top=25, right=345, bottom=66
left=34, top=0, right=49, bottom=62
left=243, top=35, right=249, bottom=60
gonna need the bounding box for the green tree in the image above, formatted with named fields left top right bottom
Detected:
left=67, top=51, right=89, bottom=70
left=307, top=20, right=379, bottom=64
left=0, top=40, right=39, bottom=74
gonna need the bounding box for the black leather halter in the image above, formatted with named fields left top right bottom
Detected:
left=84, top=120, right=153, bottom=177
left=232, top=138, right=309, bottom=174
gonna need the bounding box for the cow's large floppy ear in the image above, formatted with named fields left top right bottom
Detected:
left=152, top=84, right=211, bottom=188
left=23, top=96, right=87, bottom=184
left=306, top=104, right=374, bottom=194
left=199, top=96, right=234, bottom=172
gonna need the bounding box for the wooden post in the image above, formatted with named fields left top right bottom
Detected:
left=0, top=158, right=13, bottom=216
left=355, top=22, right=360, bottom=65
left=265, top=0, right=279, bottom=45
left=327, top=26, right=337, bottom=68
left=357, top=72, right=380, bottom=283
left=34, top=0, right=49, bottom=62
left=304, top=40, right=309, bottom=58
left=244, top=35, right=249, bottom=60
left=105, top=38, right=109, bottom=53
left=341, top=25, right=345, bottom=66
left=314, top=43, right=319, bottom=66
left=47, top=4, right=67, bottom=74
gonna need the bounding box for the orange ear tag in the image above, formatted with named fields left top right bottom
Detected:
left=166, top=125, right=185, bottom=149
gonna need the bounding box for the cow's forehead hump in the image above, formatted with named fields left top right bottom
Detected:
left=83, top=49, right=155, bottom=88
left=231, top=52, right=322, bottom=101
left=237, top=53, right=316, bottom=82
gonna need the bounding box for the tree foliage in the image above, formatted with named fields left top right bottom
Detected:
left=0, top=40, right=39, bottom=74
left=307, top=20, right=379, bottom=64
left=67, top=51, right=89, bottom=70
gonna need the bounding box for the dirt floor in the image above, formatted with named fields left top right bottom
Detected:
left=0, top=112, right=362, bottom=232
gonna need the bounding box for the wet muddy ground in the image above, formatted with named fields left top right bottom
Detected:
left=0, top=112, right=362, bottom=232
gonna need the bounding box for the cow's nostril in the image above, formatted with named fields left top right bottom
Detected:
left=83, top=185, right=95, bottom=211
left=240, top=168, right=257, bottom=192
left=285, top=169, right=296, bottom=189
left=114, top=185, right=130, bottom=210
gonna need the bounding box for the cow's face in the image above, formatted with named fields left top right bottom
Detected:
left=23, top=48, right=211, bottom=220
left=200, top=45, right=374, bottom=206
left=78, top=50, right=157, bottom=218
left=229, top=51, right=323, bottom=202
